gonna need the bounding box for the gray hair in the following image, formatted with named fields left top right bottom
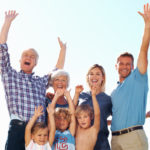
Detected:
left=22, top=48, right=39, bottom=64
left=30, top=48, right=39, bottom=64
left=49, top=69, right=70, bottom=88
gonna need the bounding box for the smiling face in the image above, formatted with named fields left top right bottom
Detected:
left=116, top=56, right=134, bottom=82
left=20, top=49, right=38, bottom=74
left=55, top=112, right=70, bottom=132
left=52, top=76, right=68, bottom=92
left=32, top=128, right=48, bottom=145
left=77, top=111, right=91, bottom=129
left=87, top=67, right=104, bottom=89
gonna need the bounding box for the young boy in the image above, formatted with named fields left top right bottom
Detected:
left=48, top=88, right=76, bottom=150
left=75, top=86, right=100, bottom=150
left=25, top=105, right=55, bottom=150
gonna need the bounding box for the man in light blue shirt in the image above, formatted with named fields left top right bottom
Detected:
left=111, top=3, right=150, bottom=150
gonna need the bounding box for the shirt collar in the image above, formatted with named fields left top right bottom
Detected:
left=20, top=70, right=35, bottom=77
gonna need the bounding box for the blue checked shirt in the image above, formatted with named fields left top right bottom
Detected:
left=0, top=44, right=49, bottom=122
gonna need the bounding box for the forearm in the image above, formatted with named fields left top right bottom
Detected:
left=26, top=115, right=38, bottom=130
left=137, top=22, right=150, bottom=74
left=49, top=113, right=56, bottom=146
left=55, top=48, right=66, bottom=69
left=50, top=96, right=58, bottom=108
left=69, top=114, right=76, bottom=136
left=67, top=95, right=75, bottom=114
left=0, top=44, right=11, bottom=73
left=92, top=95, right=100, bottom=116
left=73, top=93, right=80, bottom=106
left=0, top=21, right=12, bottom=44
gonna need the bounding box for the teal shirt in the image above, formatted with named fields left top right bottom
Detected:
left=111, top=68, right=148, bottom=131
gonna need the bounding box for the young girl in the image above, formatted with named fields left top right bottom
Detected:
left=25, top=105, right=55, bottom=150
left=49, top=88, right=76, bottom=150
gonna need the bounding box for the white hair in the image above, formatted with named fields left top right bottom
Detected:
left=29, top=48, right=39, bottom=64
left=21, top=48, right=39, bottom=64
left=50, top=69, right=70, bottom=87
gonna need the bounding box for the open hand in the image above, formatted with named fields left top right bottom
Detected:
left=34, top=106, right=44, bottom=118
left=138, top=3, right=150, bottom=27
left=5, top=10, right=18, bottom=23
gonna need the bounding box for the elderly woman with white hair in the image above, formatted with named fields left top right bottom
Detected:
left=46, top=69, right=70, bottom=108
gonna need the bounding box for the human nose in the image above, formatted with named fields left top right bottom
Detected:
left=80, top=117, right=84, bottom=122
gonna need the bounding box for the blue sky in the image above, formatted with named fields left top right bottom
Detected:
left=0, top=0, right=150, bottom=148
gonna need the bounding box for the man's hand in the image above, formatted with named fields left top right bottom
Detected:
left=0, top=10, right=18, bottom=44
left=5, top=10, right=18, bottom=23
left=138, top=3, right=150, bottom=28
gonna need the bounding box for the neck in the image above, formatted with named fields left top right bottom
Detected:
left=119, top=77, right=126, bottom=83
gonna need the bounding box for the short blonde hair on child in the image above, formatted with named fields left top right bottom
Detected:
left=31, top=122, right=48, bottom=135
left=75, top=104, right=94, bottom=120
left=54, top=108, right=71, bottom=124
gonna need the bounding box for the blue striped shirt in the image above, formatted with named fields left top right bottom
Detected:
left=0, top=44, right=49, bottom=122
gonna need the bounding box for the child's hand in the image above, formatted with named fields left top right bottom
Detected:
left=47, top=104, right=55, bottom=115
left=34, top=106, right=44, bottom=118
left=64, top=89, right=71, bottom=99
left=75, top=85, right=84, bottom=94
left=91, top=86, right=97, bottom=96
left=54, top=88, right=65, bottom=99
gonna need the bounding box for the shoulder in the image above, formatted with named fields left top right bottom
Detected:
left=97, top=92, right=111, bottom=102
left=26, top=140, right=34, bottom=149
left=100, top=92, right=111, bottom=99
left=126, top=67, right=148, bottom=83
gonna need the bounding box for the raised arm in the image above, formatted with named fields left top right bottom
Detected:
left=47, top=104, right=56, bottom=146
left=25, top=106, right=43, bottom=147
left=91, top=87, right=100, bottom=132
left=64, top=90, right=76, bottom=136
left=0, top=10, right=18, bottom=44
left=47, top=89, right=65, bottom=129
left=50, top=89, right=65, bottom=108
left=73, top=85, right=84, bottom=106
left=55, top=37, right=66, bottom=69
left=137, top=3, right=150, bottom=74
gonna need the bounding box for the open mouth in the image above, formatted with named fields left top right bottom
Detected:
left=57, top=85, right=63, bottom=89
left=24, top=62, right=30, bottom=65
left=91, top=80, right=98, bottom=83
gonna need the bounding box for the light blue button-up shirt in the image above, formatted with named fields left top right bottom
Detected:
left=111, top=68, right=148, bottom=131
